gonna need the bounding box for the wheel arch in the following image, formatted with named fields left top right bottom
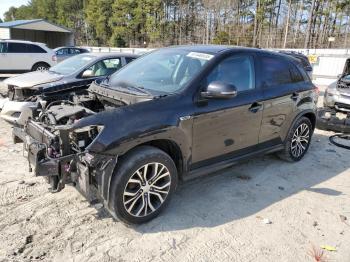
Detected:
left=118, top=139, right=184, bottom=178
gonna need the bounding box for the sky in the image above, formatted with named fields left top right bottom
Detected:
left=0, top=0, right=29, bottom=20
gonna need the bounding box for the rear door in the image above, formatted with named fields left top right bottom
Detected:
left=257, top=55, right=300, bottom=145
left=191, top=53, right=263, bottom=168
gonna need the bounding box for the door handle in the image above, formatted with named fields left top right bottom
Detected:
left=291, top=92, right=299, bottom=101
left=249, top=102, right=262, bottom=113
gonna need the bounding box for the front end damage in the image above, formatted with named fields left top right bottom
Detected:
left=12, top=80, right=154, bottom=215
left=13, top=120, right=117, bottom=206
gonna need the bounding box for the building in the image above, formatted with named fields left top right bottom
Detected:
left=0, top=19, right=74, bottom=48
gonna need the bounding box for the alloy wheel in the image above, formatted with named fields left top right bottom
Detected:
left=290, top=123, right=310, bottom=158
left=123, top=162, right=171, bottom=217
left=36, top=66, right=48, bottom=71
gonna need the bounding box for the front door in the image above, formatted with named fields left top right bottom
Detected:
left=191, top=54, right=263, bottom=169
left=0, top=42, right=9, bottom=71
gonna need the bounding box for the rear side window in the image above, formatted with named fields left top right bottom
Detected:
left=7, top=43, right=26, bottom=53
left=260, top=56, right=293, bottom=87
left=206, top=55, right=255, bottom=92
left=27, top=44, right=46, bottom=53
left=290, top=64, right=304, bottom=82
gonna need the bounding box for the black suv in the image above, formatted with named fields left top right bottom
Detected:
left=14, top=45, right=318, bottom=224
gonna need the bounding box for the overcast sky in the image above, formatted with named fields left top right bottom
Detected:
left=0, top=0, right=29, bottom=20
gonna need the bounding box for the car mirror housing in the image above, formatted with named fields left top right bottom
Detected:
left=201, top=81, right=237, bottom=99
left=82, top=69, right=94, bottom=78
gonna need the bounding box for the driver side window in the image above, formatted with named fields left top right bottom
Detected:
left=206, top=55, right=255, bottom=92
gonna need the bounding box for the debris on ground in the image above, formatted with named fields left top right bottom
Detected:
left=339, top=215, right=347, bottom=222
left=321, top=245, right=337, bottom=252
left=262, top=218, right=272, bottom=224
left=313, top=221, right=318, bottom=227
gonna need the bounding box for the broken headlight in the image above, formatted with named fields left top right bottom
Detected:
left=70, top=125, right=104, bottom=153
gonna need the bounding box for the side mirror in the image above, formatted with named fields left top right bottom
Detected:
left=201, top=81, right=237, bottom=99
left=82, top=69, right=94, bottom=78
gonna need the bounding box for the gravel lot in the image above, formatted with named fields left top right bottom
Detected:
left=0, top=82, right=349, bottom=262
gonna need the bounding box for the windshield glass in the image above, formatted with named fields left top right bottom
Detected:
left=50, top=54, right=95, bottom=75
left=108, top=49, right=213, bottom=94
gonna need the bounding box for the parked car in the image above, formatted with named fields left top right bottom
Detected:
left=13, top=45, right=318, bottom=224
left=0, top=40, right=56, bottom=72
left=278, top=51, right=313, bottom=79
left=0, top=52, right=139, bottom=125
left=323, top=57, right=350, bottom=112
left=54, top=46, right=90, bottom=62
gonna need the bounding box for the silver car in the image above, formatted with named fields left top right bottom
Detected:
left=54, top=47, right=90, bottom=63
left=324, top=58, right=350, bottom=112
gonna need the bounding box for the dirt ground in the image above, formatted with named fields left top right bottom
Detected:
left=0, top=84, right=349, bottom=262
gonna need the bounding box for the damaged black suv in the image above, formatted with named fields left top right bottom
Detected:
left=14, top=46, right=318, bottom=224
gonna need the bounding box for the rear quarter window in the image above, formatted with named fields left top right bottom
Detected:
left=27, top=44, right=47, bottom=53
left=260, top=56, right=295, bottom=87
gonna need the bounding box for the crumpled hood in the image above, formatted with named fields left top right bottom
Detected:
left=4, top=71, right=64, bottom=89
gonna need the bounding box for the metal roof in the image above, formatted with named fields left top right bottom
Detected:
left=0, top=19, right=42, bottom=28
left=0, top=19, right=72, bottom=33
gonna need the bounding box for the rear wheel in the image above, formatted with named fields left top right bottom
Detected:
left=278, top=117, right=313, bottom=162
left=32, top=62, right=50, bottom=71
left=109, top=146, right=178, bottom=224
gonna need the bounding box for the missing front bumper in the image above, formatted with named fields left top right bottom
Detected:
left=13, top=121, right=118, bottom=203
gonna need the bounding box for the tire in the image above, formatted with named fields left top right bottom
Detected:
left=109, top=146, right=178, bottom=224
left=31, top=63, right=50, bottom=71
left=278, top=116, right=313, bottom=162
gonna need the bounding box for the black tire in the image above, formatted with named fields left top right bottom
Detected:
left=31, top=62, right=50, bottom=71
left=278, top=116, right=313, bottom=162
left=109, top=146, right=178, bottom=224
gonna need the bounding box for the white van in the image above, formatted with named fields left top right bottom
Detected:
left=0, top=40, right=57, bottom=73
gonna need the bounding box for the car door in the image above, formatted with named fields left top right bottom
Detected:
left=191, top=54, right=263, bottom=168
left=7, top=43, right=32, bottom=71
left=0, top=42, right=9, bottom=71
left=257, top=55, right=299, bottom=145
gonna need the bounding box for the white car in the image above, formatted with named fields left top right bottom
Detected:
left=0, top=40, right=57, bottom=73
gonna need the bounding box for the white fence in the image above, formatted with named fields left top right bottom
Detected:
left=85, top=46, right=349, bottom=86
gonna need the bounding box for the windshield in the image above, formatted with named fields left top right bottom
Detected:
left=50, top=54, right=95, bottom=75
left=108, top=49, right=213, bottom=94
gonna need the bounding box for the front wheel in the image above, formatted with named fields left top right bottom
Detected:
left=109, top=146, right=178, bottom=224
left=278, top=117, right=313, bottom=162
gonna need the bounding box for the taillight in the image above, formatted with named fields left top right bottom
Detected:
left=52, top=55, right=57, bottom=62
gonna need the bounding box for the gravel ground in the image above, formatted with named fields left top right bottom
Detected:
left=0, top=83, right=349, bottom=262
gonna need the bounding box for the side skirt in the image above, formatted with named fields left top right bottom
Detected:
left=183, top=144, right=284, bottom=181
